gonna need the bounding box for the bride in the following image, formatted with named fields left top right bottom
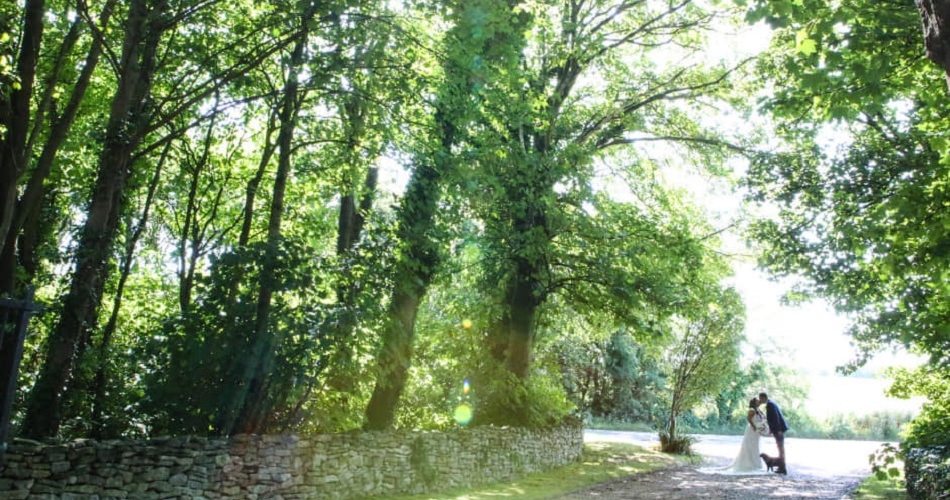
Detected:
left=726, top=397, right=770, bottom=472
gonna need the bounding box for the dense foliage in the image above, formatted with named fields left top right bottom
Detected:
left=5, top=0, right=944, bottom=459
left=6, top=0, right=945, bottom=455
left=0, top=0, right=752, bottom=440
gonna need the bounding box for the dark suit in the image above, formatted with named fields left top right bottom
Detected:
left=765, top=399, right=788, bottom=434
left=765, top=398, right=789, bottom=472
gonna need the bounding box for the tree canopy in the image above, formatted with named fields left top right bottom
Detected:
left=7, top=0, right=946, bottom=454
left=742, top=0, right=950, bottom=451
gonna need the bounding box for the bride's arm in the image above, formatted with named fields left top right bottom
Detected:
left=746, top=409, right=755, bottom=427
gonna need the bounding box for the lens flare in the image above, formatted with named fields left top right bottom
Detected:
left=463, top=379, right=470, bottom=395
left=461, top=319, right=473, bottom=329
left=453, top=404, right=473, bottom=425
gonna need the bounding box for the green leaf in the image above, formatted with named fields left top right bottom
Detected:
left=795, top=29, right=817, bottom=55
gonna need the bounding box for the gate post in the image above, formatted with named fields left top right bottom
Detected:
left=0, top=289, right=41, bottom=452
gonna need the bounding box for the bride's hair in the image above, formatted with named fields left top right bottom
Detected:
left=748, top=397, right=758, bottom=408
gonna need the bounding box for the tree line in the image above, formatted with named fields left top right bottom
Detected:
left=2, top=0, right=948, bottom=457
left=1, top=0, right=749, bottom=441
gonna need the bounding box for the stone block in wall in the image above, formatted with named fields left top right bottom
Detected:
left=0, top=490, right=29, bottom=500
left=103, top=475, right=124, bottom=489
left=65, top=483, right=100, bottom=494
left=59, top=492, right=96, bottom=500
left=168, top=473, right=188, bottom=486
left=8, top=480, right=29, bottom=493
left=29, top=479, right=61, bottom=494
left=220, top=484, right=240, bottom=496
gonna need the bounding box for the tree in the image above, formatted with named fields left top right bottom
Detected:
left=219, top=0, right=324, bottom=437
left=20, top=0, right=174, bottom=439
left=661, top=286, right=744, bottom=449
left=0, top=0, right=44, bottom=258
left=362, top=0, right=531, bottom=430
left=744, top=0, right=950, bottom=366
left=20, top=0, right=289, bottom=439
left=137, top=0, right=408, bottom=437
left=465, top=0, right=749, bottom=396
left=557, top=329, right=666, bottom=422
left=742, top=0, right=950, bottom=457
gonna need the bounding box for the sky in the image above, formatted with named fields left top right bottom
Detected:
left=729, top=261, right=923, bottom=376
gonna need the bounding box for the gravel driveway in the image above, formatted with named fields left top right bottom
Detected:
left=553, top=430, right=893, bottom=500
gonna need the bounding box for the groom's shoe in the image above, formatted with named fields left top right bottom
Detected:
left=775, top=458, right=788, bottom=475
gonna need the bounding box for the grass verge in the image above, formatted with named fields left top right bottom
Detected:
left=382, top=441, right=694, bottom=500
left=850, top=467, right=908, bottom=500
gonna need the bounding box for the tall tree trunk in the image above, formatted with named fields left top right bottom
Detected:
left=20, top=0, right=166, bottom=439
left=335, top=168, right=376, bottom=257
left=363, top=0, right=530, bottom=430
left=335, top=90, right=374, bottom=257
left=325, top=166, right=376, bottom=383
left=917, top=0, right=950, bottom=89
left=90, top=142, right=166, bottom=439
left=327, top=90, right=378, bottom=382
left=0, top=0, right=45, bottom=269
left=221, top=4, right=316, bottom=435
left=501, top=189, right=550, bottom=377
left=363, top=157, right=447, bottom=430
left=503, top=269, right=541, bottom=379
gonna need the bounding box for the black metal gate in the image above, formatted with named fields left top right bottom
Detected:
left=0, top=289, right=41, bottom=451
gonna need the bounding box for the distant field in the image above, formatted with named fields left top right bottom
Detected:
left=805, top=375, right=925, bottom=418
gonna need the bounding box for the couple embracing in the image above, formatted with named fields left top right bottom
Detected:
left=728, top=391, right=789, bottom=474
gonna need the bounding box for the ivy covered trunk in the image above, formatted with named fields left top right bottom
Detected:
left=503, top=227, right=546, bottom=380
left=363, top=160, right=445, bottom=430
left=363, top=285, right=427, bottom=429
left=363, top=0, right=528, bottom=430
left=0, top=0, right=115, bottom=295
left=503, top=279, right=540, bottom=379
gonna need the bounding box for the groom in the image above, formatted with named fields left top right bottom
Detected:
left=759, top=391, right=789, bottom=474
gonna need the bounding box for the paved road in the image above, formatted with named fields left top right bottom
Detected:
left=585, top=430, right=890, bottom=480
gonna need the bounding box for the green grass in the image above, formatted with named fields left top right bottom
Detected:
left=586, top=418, right=656, bottom=433
left=381, top=441, right=694, bottom=500
left=850, top=468, right=908, bottom=500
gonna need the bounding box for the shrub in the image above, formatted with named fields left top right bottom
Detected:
left=904, top=446, right=950, bottom=500
left=659, top=430, right=697, bottom=455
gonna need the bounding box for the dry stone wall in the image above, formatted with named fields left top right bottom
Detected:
left=0, top=421, right=583, bottom=500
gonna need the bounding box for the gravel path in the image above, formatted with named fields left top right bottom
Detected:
left=554, top=430, right=891, bottom=500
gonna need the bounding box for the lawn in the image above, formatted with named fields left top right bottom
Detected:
left=382, top=441, right=694, bottom=500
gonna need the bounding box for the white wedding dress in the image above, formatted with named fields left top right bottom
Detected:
left=727, top=410, right=766, bottom=472
left=700, top=409, right=769, bottom=475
